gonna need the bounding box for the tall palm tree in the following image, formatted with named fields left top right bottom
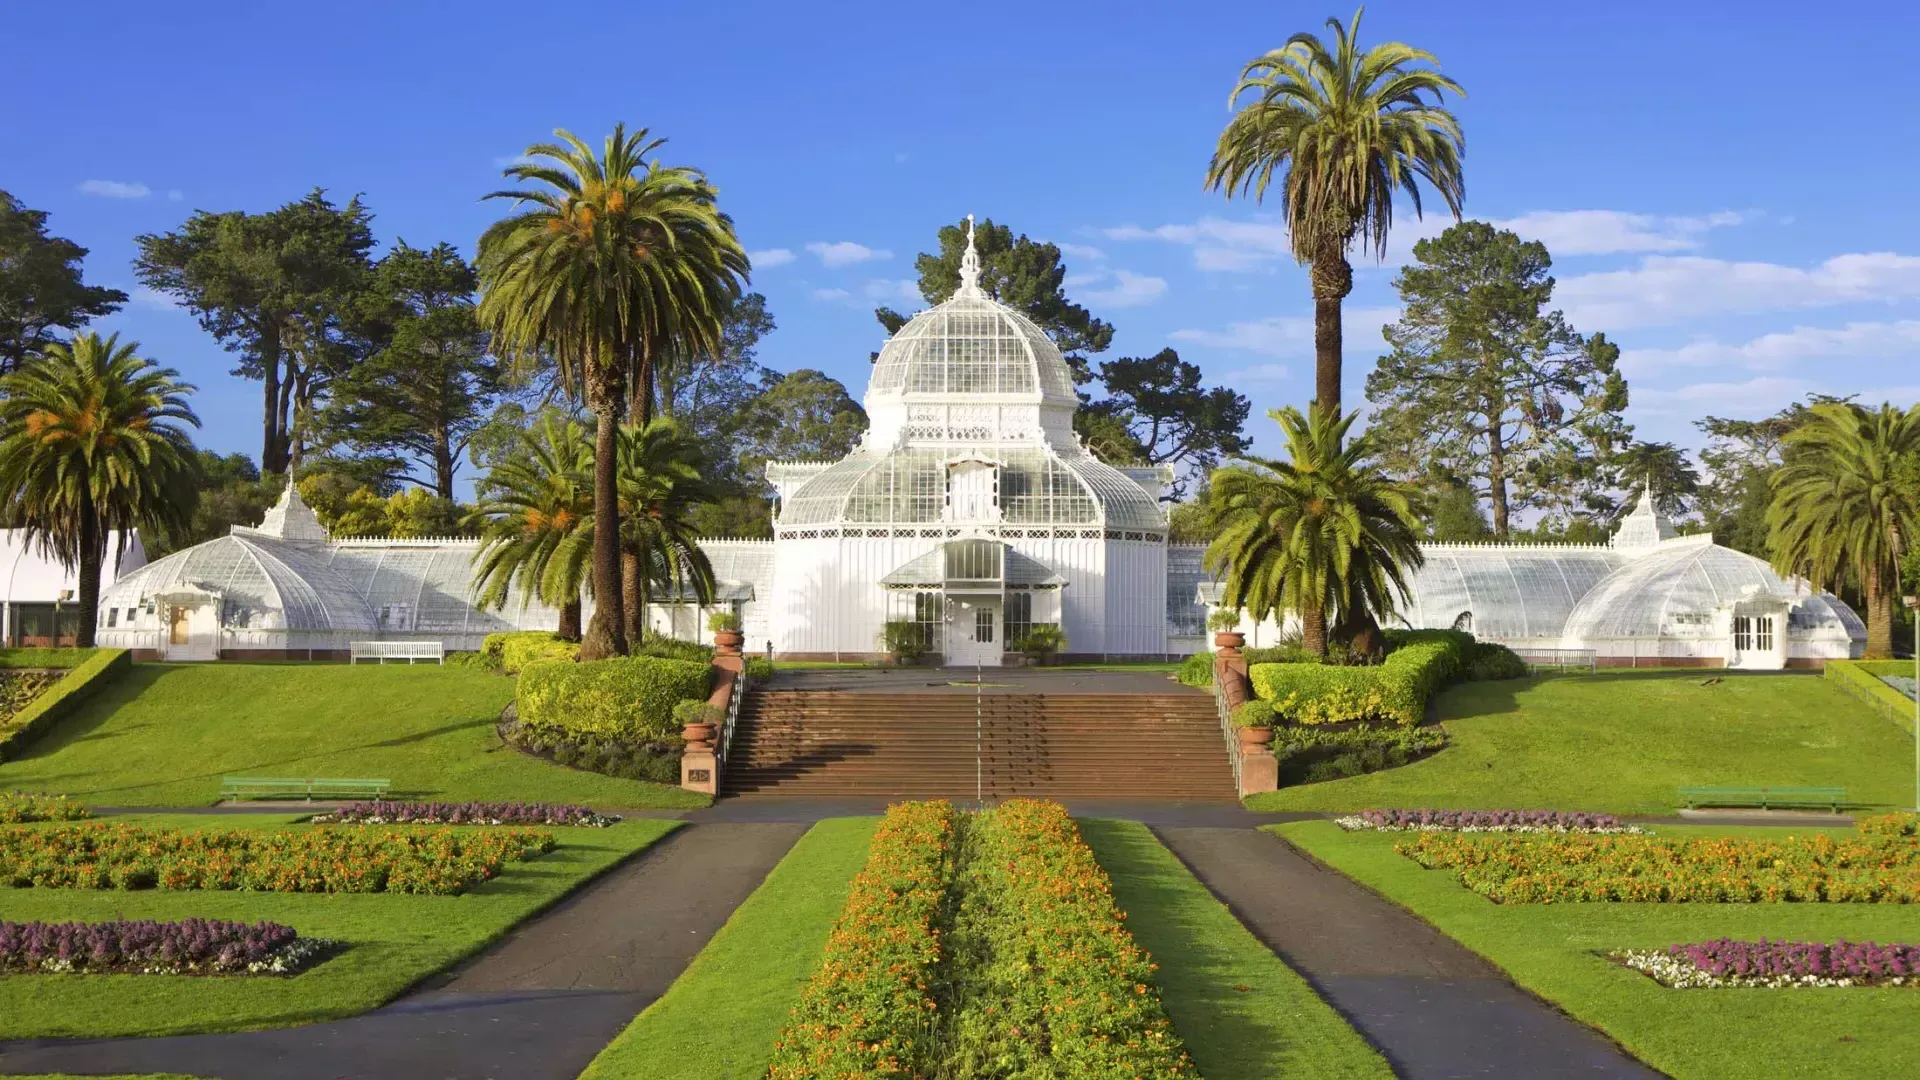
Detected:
left=469, top=415, right=595, bottom=641
left=1207, top=8, right=1465, bottom=419
left=1205, top=405, right=1424, bottom=656
left=0, top=333, right=199, bottom=646
left=477, top=123, right=749, bottom=658
left=615, top=418, right=718, bottom=644
left=1768, top=401, right=1920, bottom=659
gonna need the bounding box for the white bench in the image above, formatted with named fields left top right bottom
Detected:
left=349, top=640, right=445, bottom=665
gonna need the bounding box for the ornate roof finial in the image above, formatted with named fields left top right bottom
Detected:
left=957, top=213, right=982, bottom=296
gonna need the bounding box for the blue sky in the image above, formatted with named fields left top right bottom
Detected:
left=7, top=0, right=1919, bottom=486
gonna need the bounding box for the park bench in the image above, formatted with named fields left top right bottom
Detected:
left=220, top=776, right=391, bottom=802
left=1678, top=785, right=1847, bottom=812
left=349, top=640, right=445, bottom=665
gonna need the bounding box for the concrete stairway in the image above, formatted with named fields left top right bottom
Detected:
left=720, top=690, right=1237, bottom=800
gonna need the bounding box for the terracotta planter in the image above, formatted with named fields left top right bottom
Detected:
left=713, top=629, right=744, bottom=653
left=681, top=722, right=717, bottom=746
left=1214, top=631, right=1246, bottom=651
left=1235, top=726, right=1273, bottom=747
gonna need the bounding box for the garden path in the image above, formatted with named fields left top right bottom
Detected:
left=0, top=821, right=807, bottom=1080
left=1153, top=826, right=1662, bottom=1080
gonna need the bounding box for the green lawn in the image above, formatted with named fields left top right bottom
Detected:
left=1246, top=672, right=1915, bottom=814
left=0, top=815, right=680, bottom=1038
left=1079, top=819, right=1392, bottom=1080
left=580, top=817, right=879, bottom=1080
left=0, top=663, right=706, bottom=808
left=1277, top=820, right=1920, bottom=1079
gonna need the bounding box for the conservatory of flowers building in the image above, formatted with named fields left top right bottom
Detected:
left=89, top=222, right=1865, bottom=670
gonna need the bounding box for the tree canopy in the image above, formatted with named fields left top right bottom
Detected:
left=0, top=191, right=125, bottom=374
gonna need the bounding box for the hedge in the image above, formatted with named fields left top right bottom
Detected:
left=0, top=648, right=94, bottom=669
left=1826, top=659, right=1917, bottom=735
left=1250, top=629, right=1470, bottom=726
left=516, top=655, right=710, bottom=742
left=480, top=631, right=578, bottom=675
left=0, top=648, right=129, bottom=762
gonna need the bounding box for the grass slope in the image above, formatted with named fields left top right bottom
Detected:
left=1277, top=820, right=1920, bottom=1079
left=1247, top=672, right=1914, bottom=814
left=0, top=814, right=679, bottom=1038
left=0, top=663, right=705, bottom=808
left=580, top=817, right=879, bottom=1080
left=1079, top=819, right=1392, bottom=1080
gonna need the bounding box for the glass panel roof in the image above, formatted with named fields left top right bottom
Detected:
left=779, top=447, right=1163, bottom=530
left=1397, top=547, right=1625, bottom=641
left=868, top=292, right=1077, bottom=404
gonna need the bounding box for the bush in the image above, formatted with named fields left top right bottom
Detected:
left=1245, top=644, right=1323, bottom=666
left=1468, top=641, right=1528, bottom=680
left=633, top=635, right=713, bottom=663
left=707, top=610, right=741, bottom=633
left=1177, top=651, right=1214, bottom=688
left=0, top=648, right=94, bottom=669
left=0, top=648, right=129, bottom=762
left=1272, top=725, right=1447, bottom=785
left=1857, top=812, right=1920, bottom=838
left=1011, top=623, right=1066, bottom=660
left=516, top=655, right=711, bottom=743
left=1251, top=630, right=1470, bottom=726
left=1230, top=699, right=1275, bottom=728
left=1207, top=609, right=1241, bottom=633
left=481, top=631, right=577, bottom=675
left=502, top=722, right=684, bottom=784
left=881, top=619, right=931, bottom=662
left=0, top=792, right=90, bottom=824
left=671, top=699, right=723, bottom=728
left=745, top=656, right=774, bottom=682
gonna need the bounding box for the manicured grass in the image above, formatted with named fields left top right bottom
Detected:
left=0, top=663, right=706, bottom=808
left=1078, top=819, right=1392, bottom=1080
left=0, top=814, right=680, bottom=1038
left=1245, top=672, right=1914, bottom=814
left=1277, top=820, right=1920, bottom=1079
left=580, top=817, right=879, bottom=1080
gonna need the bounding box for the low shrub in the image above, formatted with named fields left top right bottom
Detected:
left=1858, top=812, right=1920, bottom=838
left=443, top=651, right=488, bottom=670
left=0, top=648, right=130, bottom=762
left=1614, top=938, right=1920, bottom=988
left=0, top=648, right=92, bottom=669
left=706, top=610, right=741, bottom=633
left=633, top=634, right=713, bottom=663
left=311, top=801, right=619, bottom=827
left=480, top=631, right=577, bottom=675
left=940, top=799, right=1194, bottom=1078
left=0, top=823, right=554, bottom=895
left=744, top=655, right=774, bottom=682
left=1176, top=651, right=1213, bottom=688
left=767, top=800, right=957, bottom=1079
left=1010, top=622, right=1066, bottom=661
left=1272, top=725, right=1447, bottom=786
left=0, top=918, right=334, bottom=976
left=516, top=655, right=710, bottom=743
left=1399, top=831, right=1920, bottom=903
left=1251, top=629, right=1470, bottom=726
left=1336, top=808, right=1641, bottom=834
left=1468, top=641, right=1528, bottom=680
left=880, top=619, right=932, bottom=663
left=1245, top=644, right=1323, bottom=666
left=1230, top=698, right=1275, bottom=728
left=0, top=792, right=90, bottom=824
left=500, top=718, right=683, bottom=784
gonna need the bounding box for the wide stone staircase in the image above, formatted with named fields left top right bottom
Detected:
left=720, top=690, right=1238, bottom=800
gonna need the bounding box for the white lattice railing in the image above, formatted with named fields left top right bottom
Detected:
left=716, top=664, right=748, bottom=769
left=1213, top=670, right=1242, bottom=793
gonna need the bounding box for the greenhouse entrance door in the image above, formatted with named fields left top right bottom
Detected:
left=946, top=596, right=1001, bottom=668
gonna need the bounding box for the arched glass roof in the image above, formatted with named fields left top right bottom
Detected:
left=779, top=447, right=1164, bottom=530
left=1561, top=538, right=1856, bottom=641
left=868, top=292, right=1078, bottom=405
left=101, top=534, right=378, bottom=632
left=1397, top=545, right=1626, bottom=641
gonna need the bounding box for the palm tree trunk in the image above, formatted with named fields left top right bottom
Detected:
left=1864, top=564, right=1895, bottom=660
left=75, top=495, right=101, bottom=649
left=558, top=599, right=582, bottom=643
left=1309, top=249, right=1353, bottom=421
left=1300, top=601, right=1328, bottom=658
left=622, top=548, right=645, bottom=645
left=580, top=373, right=628, bottom=660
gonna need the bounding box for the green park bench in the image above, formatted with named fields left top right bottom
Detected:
left=220, top=776, right=392, bottom=802
left=1678, top=785, right=1847, bottom=812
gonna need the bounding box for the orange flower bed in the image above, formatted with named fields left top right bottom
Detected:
left=1401, top=831, right=1920, bottom=903
left=0, top=823, right=555, bottom=896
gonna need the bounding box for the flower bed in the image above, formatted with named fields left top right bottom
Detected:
left=0, top=918, right=334, bottom=976
left=311, top=801, right=619, bottom=828
left=1399, top=832, right=1920, bottom=903
left=1614, top=938, right=1920, bottom=988
left=942, top=799, right=1194, bottom=1078
left=1338, top=808, right=1643, bottom=834
left=1273, top=725, right=1447, bottom=785
left=0, top=823, right=555, bottom=895
left=767, top=800, right=958, bottom=1079
left=0, top=792, right=90, bottom=824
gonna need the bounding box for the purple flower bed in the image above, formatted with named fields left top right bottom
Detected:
left=1616, top=938, right=1920, bottom=988
left=1337, top=808, right=1642, bottom=834
left=0, top=918, right=333, bottom=976
left=310, top=800, right=620, bottom=828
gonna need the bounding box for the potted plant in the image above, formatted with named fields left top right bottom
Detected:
left=1014, top=623, right=1066, bottom=666
left=674, top=698, right=724, bottom=746
left=708, top=610, right=744, bottom=652
left=1209, top=609, right=1246, bottom=651
left=880, top=620, right=929, bottom=667
left=1230, top=698, right=1275, bottom=746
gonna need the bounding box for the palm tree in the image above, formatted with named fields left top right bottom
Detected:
left=1206, top=8, right=1465, bottom=419
left=1768, top=401, right=1920, bottom=659
left=477, top=123, right=749, bottom=658
left=615, top=418, right=718, bottom=644
left=1204, top=405, right=1424, bottom=656
left=0, top=333, right=199, bottom=646
left=469, top=415, right=595, bottom=641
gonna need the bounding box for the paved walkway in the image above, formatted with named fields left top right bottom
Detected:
left=1154, top=826, right=1661, bottom=1080
left=0, top=822, right=807, bottom=1080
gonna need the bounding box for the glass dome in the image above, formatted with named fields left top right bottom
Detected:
left=868, top=291, right=1078, bottom=405
left=1560, top=537, right=1857, bottom=641
left=101, top=534, right=379, bottom=632
left=1397, top=545, right=1626, bottom=641
left=779, top=446, right=1165, bottom=531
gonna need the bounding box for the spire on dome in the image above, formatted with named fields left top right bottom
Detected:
left=1610, top=480, right=1678, bottom=553
left=956, top=213, right=982, bottom=296
left=246, top=480, right=330, bottom=542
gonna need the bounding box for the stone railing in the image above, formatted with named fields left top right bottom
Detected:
left=1212, top=634, right=1276, bottom=797
left=681, top=632, right=747, bottom=796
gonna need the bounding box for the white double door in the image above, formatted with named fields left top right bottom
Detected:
left=946, top=596, right=1002, bottom=668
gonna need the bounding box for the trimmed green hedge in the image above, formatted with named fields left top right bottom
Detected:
left=481, top=631, right=578, bottom=675
left=0, top=647, right=94, bottom=669
left=1827, top=658, right=1917, bottom=735
left=516, top=655, right=711, bottom=742
left=1250, top=630, right=1471, bottom=726
left=0, top=648, right=130, bottom=761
